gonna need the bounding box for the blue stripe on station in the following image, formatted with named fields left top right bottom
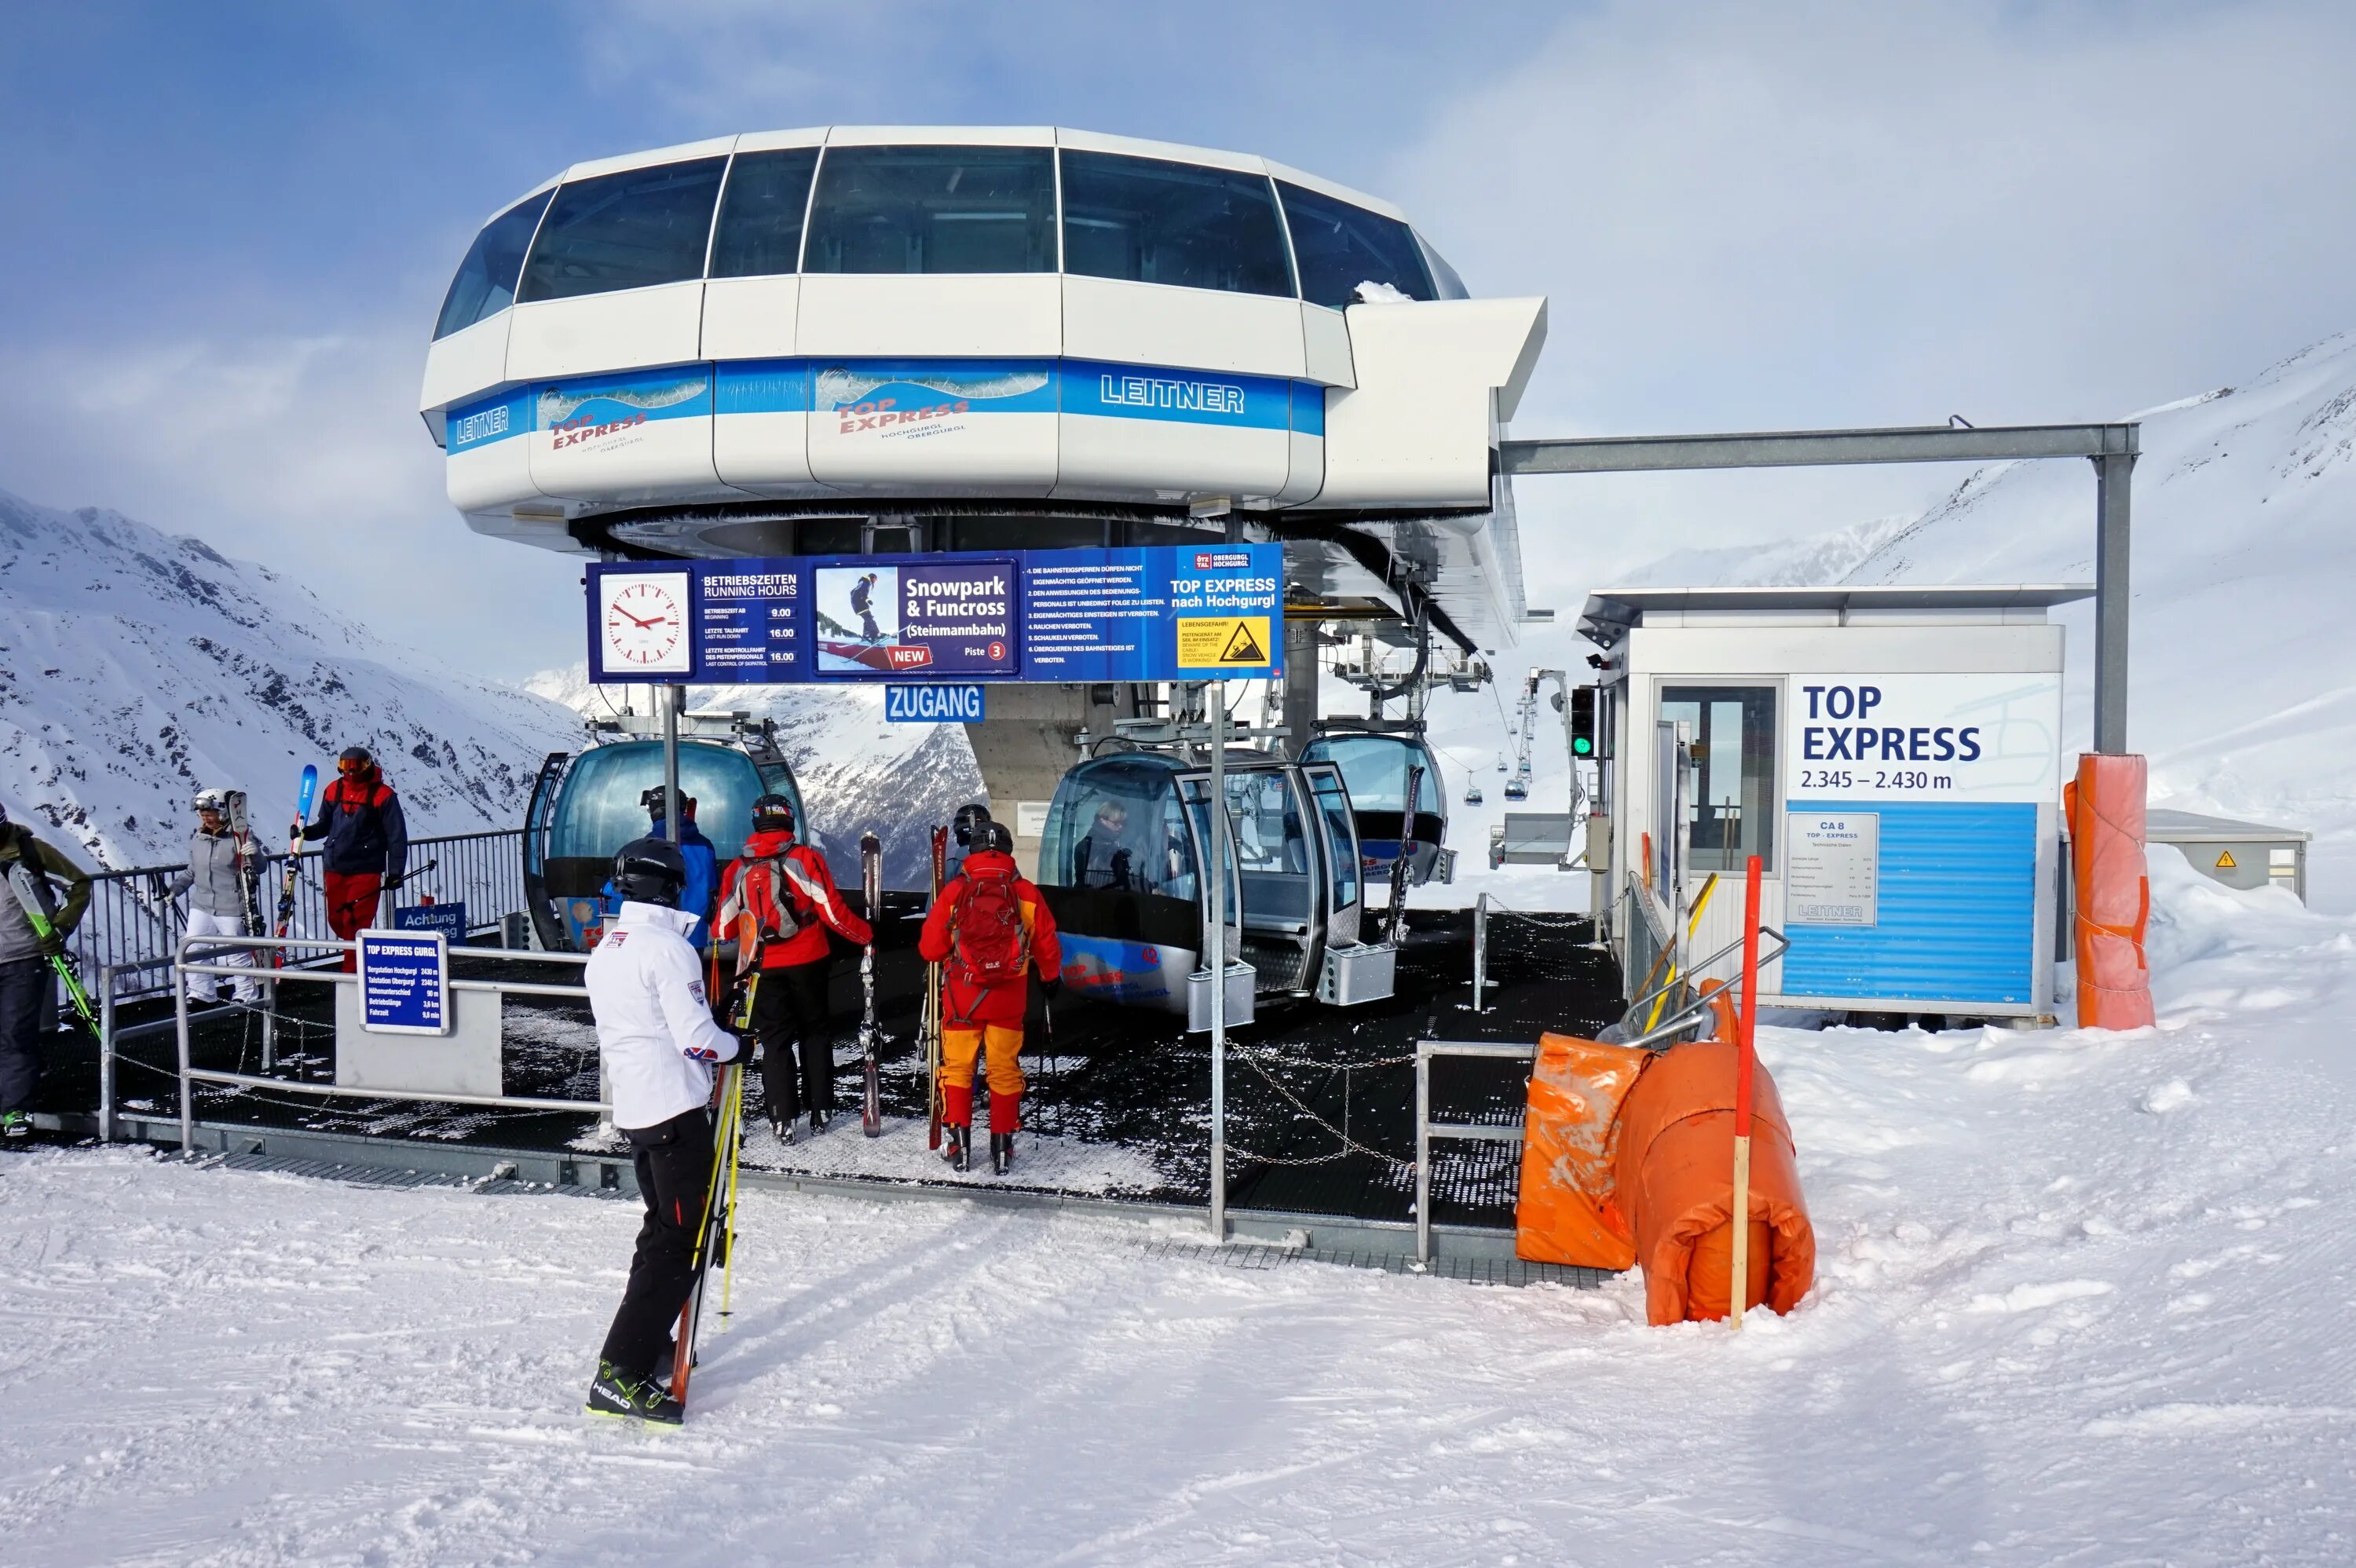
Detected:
left=1780, top=800, right=2038, bottom=1005
left=715, top=360, right=810, bottom=415
left=1060, top=359, right=1290, bottom=429
left=1290, top=379, right=1326, bottom=437
left=445, top=386, right=531, bottom=453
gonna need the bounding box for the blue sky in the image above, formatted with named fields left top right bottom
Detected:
left=4, top=2, right=2354, bottom=676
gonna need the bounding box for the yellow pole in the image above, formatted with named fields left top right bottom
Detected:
left=1642, top=872, right=1720, bottom=1032
left=720, top=1066, right=744, bottom=1324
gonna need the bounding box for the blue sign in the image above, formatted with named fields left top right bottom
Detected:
left=885, top=684, right=986, bottom=722
left=393, top=902, right=467, bottom=943
left=590, top=543, right=1282, bottom=685
left=358, top=930, right=449, bottom=1036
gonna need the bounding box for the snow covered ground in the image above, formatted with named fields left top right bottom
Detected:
left=5, top=854, right=2351, bottom=1566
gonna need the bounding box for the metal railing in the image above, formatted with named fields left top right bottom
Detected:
left=169, top=931, right=598, bottom=1151
left=1414, top=1039, right=1538, bottom=1266
left=68, top=828, right=528, bottom=1004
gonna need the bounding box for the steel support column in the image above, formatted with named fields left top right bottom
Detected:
left=2092, top=451, right=2135, bottom=755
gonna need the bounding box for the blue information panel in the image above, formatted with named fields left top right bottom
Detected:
left=358, top=930, right=449, bottom=1036
left=885, top=684, right=986, bottom=722
left=393, top=902, right=468, bottom=943
left=587, top=544, right=1281, bottom=686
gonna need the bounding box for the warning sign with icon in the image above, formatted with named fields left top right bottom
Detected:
left=2215, top=850, right=2237, bottom=869
left=1176, top=616, right=1275, bottom=672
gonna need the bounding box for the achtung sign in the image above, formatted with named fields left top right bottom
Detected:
left=1177, top=616, right=1273, bottom=669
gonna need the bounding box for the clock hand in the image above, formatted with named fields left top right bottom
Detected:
left=614, top=607, right=660, bottom=629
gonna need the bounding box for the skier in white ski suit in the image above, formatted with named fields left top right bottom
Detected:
left=583, top=837, right=741, bottom=1424
left=170, top=791, right=261, bottom=1004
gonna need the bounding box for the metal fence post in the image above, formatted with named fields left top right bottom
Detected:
left=98, top=967, right=118, bottom=1143
left=1414, top=1042, right=1432, bottom=1268
left=174, top=939, right=193, bottom=1153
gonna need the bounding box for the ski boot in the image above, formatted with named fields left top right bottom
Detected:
left=585, top=1360, right=682, bottom=1426
left=944, top=1124, right=971, bottom=1171
left=808, top=1108, right=832, bottom=1135
left=990, top=1132, right=1015, bottom=1176
left=1, top=1110, right=28, bottom=1140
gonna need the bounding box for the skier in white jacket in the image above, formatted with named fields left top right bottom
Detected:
left=582, top=837, right=740, bottom=1425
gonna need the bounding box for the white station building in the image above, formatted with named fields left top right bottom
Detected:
left=419, top=126, right=1546, bottom=658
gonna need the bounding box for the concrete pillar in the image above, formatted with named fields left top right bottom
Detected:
left=963, top=684, right=1129, bottom=876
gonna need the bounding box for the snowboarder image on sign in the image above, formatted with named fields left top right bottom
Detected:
left=851, top=572, right=881, bottom=642
left=916, top=821, right=1062, bottom=1175
left=715, top=793, right=871, bottom=1142
left=299, top=746, right=408, bottom=971
left=0, top=802, right=93, bottom=1140
left=170, top=790, right=262, bottom=1005
left=583, top=837, right=741, bottom=1426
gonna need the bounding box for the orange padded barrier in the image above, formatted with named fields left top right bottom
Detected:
left=1612, top=1039, right=1814, bottom=1324
left=1513, top=1033, right=1653, bottom=1270
left=2066, top=753, right=2156, bottom=1031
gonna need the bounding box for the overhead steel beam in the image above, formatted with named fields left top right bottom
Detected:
left=1500, top=422, right=2138, bottom=474
left=1499, top=419, right=2142, bottom=753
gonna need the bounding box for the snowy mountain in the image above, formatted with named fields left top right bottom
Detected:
left=0, top=488, right=580, bottom=868
left=523, top=666, right=985, bottom=888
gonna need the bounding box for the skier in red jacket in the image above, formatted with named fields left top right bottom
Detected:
left=917, top=821, right=1062, bottom=1174
left=715, top=794, right=870, bottom=1142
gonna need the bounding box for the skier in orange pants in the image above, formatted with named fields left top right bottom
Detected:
left=916, top=822, right=1061, bottom=1174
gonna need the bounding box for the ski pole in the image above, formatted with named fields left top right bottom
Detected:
left=720, top=1067, right=744, bottom=1325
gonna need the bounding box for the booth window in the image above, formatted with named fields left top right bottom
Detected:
left=803, top=145, right=1056, bottom=275
left=433, top=190, right=552, bottom=339
left=1060, top=152, right=1294, bottom=298
left=1277, top=181, right=1434, bottom=309
left=1659, top=685, right=1777, bottom=874
left=518, top=157, right=728, bottom=303
left=708, top=148, right=820, bottom=278
left=1416, top=232, right=1469, bottom=299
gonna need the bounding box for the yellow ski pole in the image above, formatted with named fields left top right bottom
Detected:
left=1644, top=871, right=1721, bottom=1033
left=720, top=1065, right=744, bottom=1325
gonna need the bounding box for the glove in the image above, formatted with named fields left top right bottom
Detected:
left=1041, top=974, right=1063, bottom=1000
left=382, top=873, right=404, bottom=891
left=37, top=930, right=67, bottom=961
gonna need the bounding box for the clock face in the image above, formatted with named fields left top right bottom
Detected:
left=601, top=573, right=690, bottom=674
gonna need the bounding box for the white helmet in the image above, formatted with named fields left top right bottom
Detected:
left=193, top=788, right=232, bottom=813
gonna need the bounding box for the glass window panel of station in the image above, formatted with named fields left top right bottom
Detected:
left=1659, top=685, right=1779, bottom=874
left=1304, top=769, right=1361, bottom=912
left=1277, top=181, right=1436, bottom=309
left=1048, top=766, right=1194, bottom=897
left=1416, top=232, right=1470, bottom=299
left=434, top=189, right=552, bottom=339
left=518, top=156, right=729, bottom=303
left=708, top=148, right=821, bottom=278
left=1059, top=152, right=1294, bottom=298
left=803, top=145, right=1056, bottom=275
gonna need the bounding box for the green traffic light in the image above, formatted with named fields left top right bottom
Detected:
left=1572, top=737, right=1594, bottom=756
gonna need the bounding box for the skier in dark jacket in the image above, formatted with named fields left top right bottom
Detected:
left=0, top=802, right=93, bottom=1139
left=300, top=746, right=408, bottom=971
left=850, top=572, right=881, bottom=642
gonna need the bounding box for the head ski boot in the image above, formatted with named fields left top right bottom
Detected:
left=770, top=1117, right=796, bottom=1146
left=585, top=1360, right=683, bottom=1426
left=990, top=1132, right=1015, bottom=1175
left=944, top=1124, right=971, bottom=1171
left=809, top=1108, right=831, bottom=1135
left=1, top=1110, right=28, bottom=1140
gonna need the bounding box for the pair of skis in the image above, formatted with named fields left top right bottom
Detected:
left=858, top=832, right=884, bottom=1139
left=272, top=766, right=320, bottom=959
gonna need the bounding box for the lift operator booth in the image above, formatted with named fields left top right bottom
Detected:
left=1582, top=585, right=2090, bottom=1022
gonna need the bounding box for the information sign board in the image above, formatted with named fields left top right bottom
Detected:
left=884, top=684, right=986, bottom=722
left=1786, top=813, right=1881, bottom=926
left=587, top=544, right=1282, bottom=685
left=393, top=901, right=468, bottom=943
left=357, top=930, right=450, bottom=1036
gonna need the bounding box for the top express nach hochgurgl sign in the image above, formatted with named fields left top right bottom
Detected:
left=587, top=543, right=1282, bottom=686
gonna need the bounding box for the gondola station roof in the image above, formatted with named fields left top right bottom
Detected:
left=421, top=127, right=1547, bottom=650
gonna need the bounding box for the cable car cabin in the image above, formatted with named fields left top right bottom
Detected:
left=1297, top=733, right=1453, bottom=885
left=1037, top=751, right=1392, bottom=1016
left=523, top=736, right=805, bottom=950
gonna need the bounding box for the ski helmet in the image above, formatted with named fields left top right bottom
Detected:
left=336, top=745, right=375, bottom=774
left=193, top=788, right=231, bottom=814
left=952, top=802, right=992, bottom=847
left=975, top=821, right=1015, bottom=854
left=610, top=837, right=689, bottom=907
left=749, top=792, right=796, bottom=835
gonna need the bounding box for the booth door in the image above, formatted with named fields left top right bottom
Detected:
left=1174, top=772, right=1248, bottom=980
left=1301, top=762, right=1364, bottom=950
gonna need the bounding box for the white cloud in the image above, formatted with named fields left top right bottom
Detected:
left=1386, top=0, right=2356, bottom=601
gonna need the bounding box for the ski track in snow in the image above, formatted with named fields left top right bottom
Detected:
left=4, top=855, right=2354, bottom=1566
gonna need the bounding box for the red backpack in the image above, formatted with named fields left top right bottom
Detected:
left=949, top=866, right=1030, bottom=987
